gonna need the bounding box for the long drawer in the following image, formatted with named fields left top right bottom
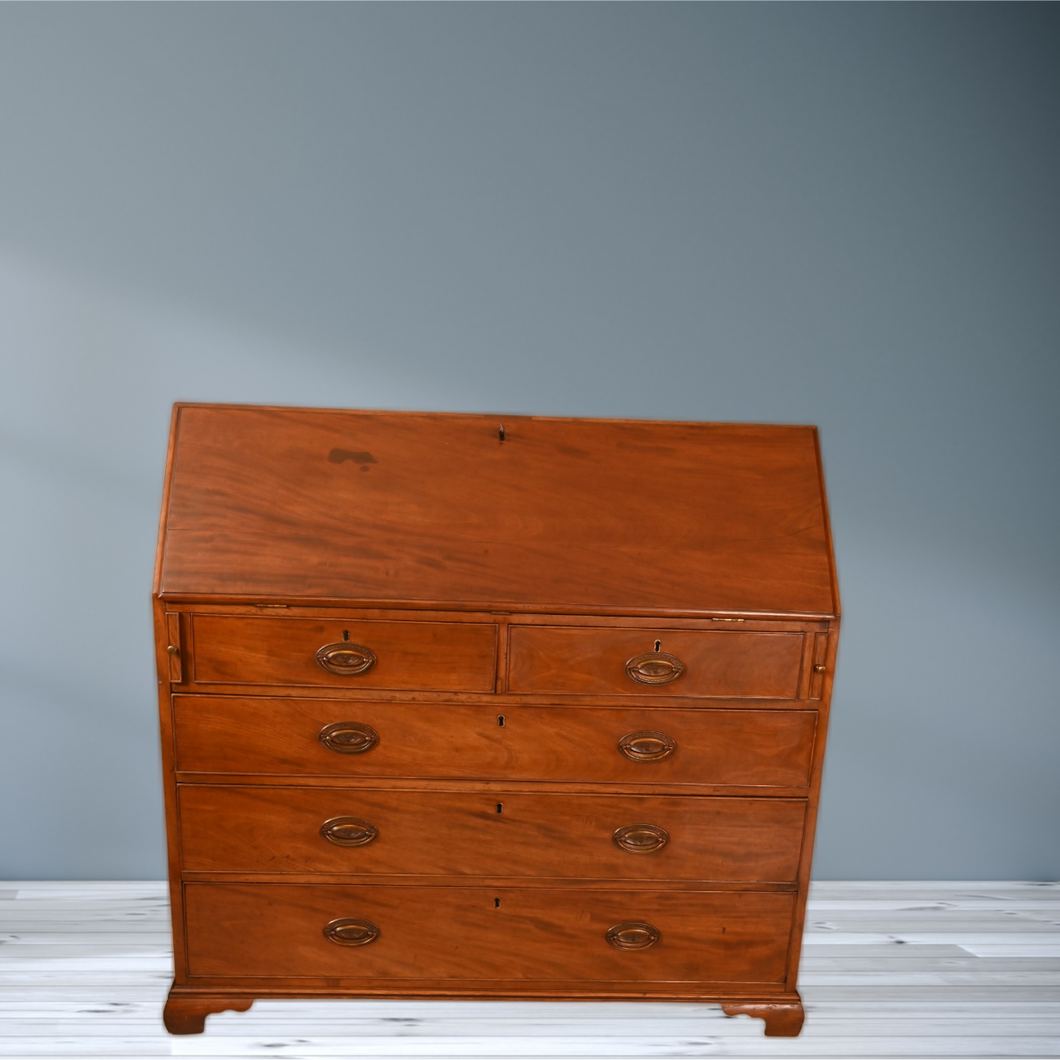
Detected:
left=184, top=883, right=795, bottom=984
left=189, top=615, right=498, bottom=692
left=178, top=786, right=806, bottom=881
left=173, top=697, right=817, bottom=789
left=507, top=626, right=805, bottom=698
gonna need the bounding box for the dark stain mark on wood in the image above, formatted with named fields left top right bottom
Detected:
left=329, top=449, right=377, bottom=465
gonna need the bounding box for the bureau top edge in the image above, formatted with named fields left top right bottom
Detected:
left=165, top=402, right=825, bottom=432
left=154, top=594, right=838, bottom=623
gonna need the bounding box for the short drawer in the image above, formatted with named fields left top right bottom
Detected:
left=178, top=786, right=806, bottom=882
left=173, top=696, right=817, bottom=789
left=184, top=883, right=794, bottom=984
left=507, top=626, right=804, bottom=698
left=189, top=615, right=497, bottom=692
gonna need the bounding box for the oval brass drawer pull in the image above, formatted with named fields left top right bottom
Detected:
left=316, top=642, right=377, bottom=676
left=606, top=921, right=661, bottom=951
left=618, top=730, right=676, bottom=763
left=612, top=823, right=670, bottom=854
left=323, top=918, right=379, bottom=947
left=318, top=722, right=379, bottom=754
left=625, top=651, right=684, bottom=685
left=320, top=817, right=379, bottom=847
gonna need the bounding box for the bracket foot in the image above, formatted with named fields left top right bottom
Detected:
left=722, top=999, right=805, bottom=1037
left=163, top=993, right=254, bottom=1035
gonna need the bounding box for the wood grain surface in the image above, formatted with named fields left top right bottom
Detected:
left=153, top=406, right=840, bottom=1037
left=158, top=407, right=837, bottom=616
left=172, top=696, right=818, bottom=789
left=183, top=883, right=795, bottom=984
left=176, top=786, right=807, bottom=881
left=507, top=626, right=804, bottom=698
left=190, top=615, right=497, bottom=692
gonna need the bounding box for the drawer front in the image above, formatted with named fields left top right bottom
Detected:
left=184, top=883, right=794, bottom=984
left=507, top=626, right=804, bottom=698
left=190, top=616, right=497, bottom=692
left=174, top=697, right=817, bottom=789
left=178, top=786, right=806, bottom=881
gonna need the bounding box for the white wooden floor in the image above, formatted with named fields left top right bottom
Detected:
left=1, top=882, right=1057, bottom=1059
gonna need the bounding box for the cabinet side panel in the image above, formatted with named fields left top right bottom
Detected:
left=153, top=405, right=181, bottom=597
left=783, top=619, right=838, bottom=990
left=811, top=426, right=840, bottom=618
left=154, top=595, right=188, bottom=983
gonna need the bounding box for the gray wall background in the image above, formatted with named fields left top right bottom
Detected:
left=0, top=4, right=1057, bottom=881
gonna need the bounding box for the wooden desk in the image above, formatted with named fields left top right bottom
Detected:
left=153, top=406, right=839, bottom=1037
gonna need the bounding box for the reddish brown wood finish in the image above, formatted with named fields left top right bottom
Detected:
left=722, top=1000, right=806, bottom=1036
left=507, top=626, right=804, bottom=698
left=177, top=785, right=807, bottom=881
left=162, top=994, right=253, bottom=1035
left=172, top=696, right=818, bottom=788
left=159, top=408, right=836, bottom=615
left=190, top=614, right=497, bottom=691
left=184, top=883, right=795, bottom=984
left=154, top=407, right=839, bottom=1036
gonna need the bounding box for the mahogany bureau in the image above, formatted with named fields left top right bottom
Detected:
left=153, top=405, right=839, bottom=1037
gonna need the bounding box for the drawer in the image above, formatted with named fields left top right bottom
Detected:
left=189, top=615, right=497, bottom=692
left=184, top=883, right=794, bottom=984
left=178, top=786, right=806, bottom=881
left=173, top=697, right=817, bottom=789
left=507, top=626, right=804, bottom=698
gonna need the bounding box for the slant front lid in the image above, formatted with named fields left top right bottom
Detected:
left=158, top=406, right=837, bottom=615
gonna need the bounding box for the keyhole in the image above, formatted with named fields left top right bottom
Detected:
left=494, top=897, right=501, bottom=908
left=342, top=630, right=350, bottom=642
left=496, top=803, right=503, bottom=814
left=654, top=640, right=661, bottom=653
left=497, top=715, right=505, bottom=727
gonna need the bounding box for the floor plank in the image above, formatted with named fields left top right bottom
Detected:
left=0, top=881, right=1057, bottom=1058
